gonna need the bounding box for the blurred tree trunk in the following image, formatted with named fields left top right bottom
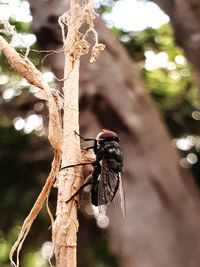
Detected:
left=151, top=0, right=200, bottom=87
left=29, top=0, right=200, bottom=266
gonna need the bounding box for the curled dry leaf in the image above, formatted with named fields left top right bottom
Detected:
left=90, top=43, right=105, bottom=63
left=72, top=39, right=90, bottom=61
left=48, top=93, right=63, bottom=152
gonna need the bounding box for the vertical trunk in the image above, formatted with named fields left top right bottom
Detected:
left=52, top=2, right=82, bottom=266
left=53, top=59, right=81, bottom=267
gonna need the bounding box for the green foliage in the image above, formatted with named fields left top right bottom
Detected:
left=115, top=24, right=200, bottom=136
left=114, top=22, right=200, bottom=187
left=22, top=251, right=49, bottom=267
left=8, top=18, right=31, bottom=33
left=0, top=18, right=30, bottom=73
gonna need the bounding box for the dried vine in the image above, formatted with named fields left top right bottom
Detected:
left=0, top=26, right=63, bottom=267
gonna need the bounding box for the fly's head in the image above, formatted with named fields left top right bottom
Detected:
left=96, top=129, right=119, bottom=145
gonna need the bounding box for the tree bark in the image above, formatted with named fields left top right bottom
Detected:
left=29, top=1, right=200, bottom=266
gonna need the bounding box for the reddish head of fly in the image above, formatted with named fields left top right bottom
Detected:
left=96, top=129, right=119, bottom=144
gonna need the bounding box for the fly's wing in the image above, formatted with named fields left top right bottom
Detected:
left=119, top=172, right=126, bottom=218
left=97, top=159, right=120, bottom=211
left=96, top=160, right=126, bottom=218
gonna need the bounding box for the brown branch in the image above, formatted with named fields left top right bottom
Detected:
left=0, top=36, right=43, bottom=89
left=0, top=36, right=63, bottom=107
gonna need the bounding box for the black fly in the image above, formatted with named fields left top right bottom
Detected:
left=61, top=129, right=126, bottom=217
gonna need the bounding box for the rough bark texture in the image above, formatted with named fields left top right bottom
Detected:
left=28, top=0, right=200, bottom=266
left=53, top=53, right=81, bottom=267
left=151, top=0, right=200, bottom=87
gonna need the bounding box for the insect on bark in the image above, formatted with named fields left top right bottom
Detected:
left=61, top=129, right=126, bottom=218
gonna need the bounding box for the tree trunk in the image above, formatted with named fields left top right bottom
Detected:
left=29, top=0, right=200, bottom=266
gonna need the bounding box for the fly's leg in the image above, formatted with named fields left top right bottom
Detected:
left=60, top=161, right=97, bottom=171
left=74, top=131, right=96, bottom=142
left=66, top=174, right=94, bottom=204
left=74, top=131, right=98, bottom=153
left=61, top=131, right=99, bottom=203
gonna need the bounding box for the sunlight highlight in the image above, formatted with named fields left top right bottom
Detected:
left=176, top=138, right=193, bottom=151
left=12, top=34, right=36, bottom=47
left=0, top=75, right=9, bottom=85
left=42, top=72, right=55, bottom=83
left=0, top=0, right=32, bottom=22
left=92, top=206, right=110, bottom=228
left=2, top=88, right=15, bottom=101
left=13, top=117, right=25, bottom=131
left=13, top=114, right=44, bottom=133
left=175, top=55, right=186, bottom=65
left=24, top=114, right=43, bottom=133
left=187, top=153, right=198, bottom=164
left=41, top=241, right=54, bottom=260
left=145, top=51, right=169, bottom=71
left=96, top=214, right=110, bottom=228
left=103, top=0, right=169, bottom=31
left=192, top=111, right=200, bottom=120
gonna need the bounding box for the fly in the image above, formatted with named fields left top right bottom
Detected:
left=61, top=129, right=126, bottom=217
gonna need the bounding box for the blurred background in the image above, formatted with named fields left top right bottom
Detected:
left=1, top=0, right=200, bottom=266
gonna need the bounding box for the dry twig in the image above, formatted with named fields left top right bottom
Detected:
left=0, top=23, right=62, bottom=267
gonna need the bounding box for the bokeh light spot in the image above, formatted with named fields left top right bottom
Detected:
left=41, top=241, right=53, bottom=260
left=96, top=214, right=110, bottom=229
left=187, top=153, right=198, bottom=164
left=13, top=117, right=25, bottom=131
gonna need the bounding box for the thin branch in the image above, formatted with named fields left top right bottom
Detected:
left=0, top=25, right=62, bottom=267
left=10, top=151, right=61, bottom=267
